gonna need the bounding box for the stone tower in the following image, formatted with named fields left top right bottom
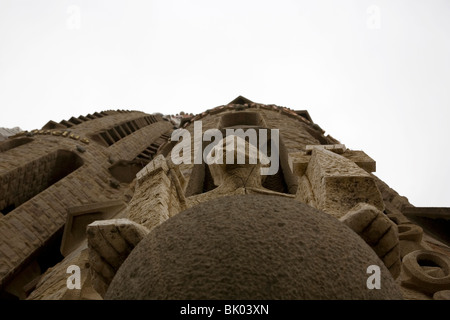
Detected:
left=1, top=97, right=449, bottom=300
left=0, top=110, right=173, bottom=299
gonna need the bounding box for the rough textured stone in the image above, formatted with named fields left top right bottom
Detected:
left=3, top=97, right=449, bottom=300
left=305, top=144, right=346, bottom=154
left=61, top=200, right=127, bottom=257
left=289, top=148, right=376, bottom=178
left=306, top=148, right=384, bottom=218
left=433, top=290, right=450, bottom=300
left=185, top=137, right=294, bottom=209
left=106, top=194, right=403, bottom=300
left=402, top=250, right=450, bottom=295
left=86, top=218, right=150, bottom=297
left=340, top=203, right=401, bottom=278
left=340, top=203, right=379, bottom=234
left=295, top=175, right=316, bottom=207
left=288, top=152, right=310, bottom=177
left=135, top=154, right=169, bottom=182
left=126, top=156, right=186, bottom=231
left=340, top=150, right=376, bottom=173
left=27, top=242, right=101, bottom=300
left=398, top=224, right=423, bottom=242
left=0, top=110, right=172, bottom=292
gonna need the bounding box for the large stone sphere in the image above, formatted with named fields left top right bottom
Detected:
left=106, top=194, right=403, bottom=299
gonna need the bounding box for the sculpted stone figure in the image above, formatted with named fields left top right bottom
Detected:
left=186, top=136, right=294, bottom=208
left=189, top=139, right=401, bottom=278
left=87, top=138, right=403, bottom=297
left=12, top=100, right=449, bottom=300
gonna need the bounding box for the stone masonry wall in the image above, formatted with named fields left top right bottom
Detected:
left=0, top=111, right=173, bottom=295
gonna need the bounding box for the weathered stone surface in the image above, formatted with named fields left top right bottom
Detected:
left=186, top=137, right=294, bottom=208
left=61, top=200, right=127, bottom=257
left=126, top=155, right=186, bottom=231
left=339, top=203, right=379, bottom=233
left=86, top=219, right=149, bottom=297
left=340, top=203, right=401, bottom=278
left=374, top=175, right=412, bottom=212
left=288, top=152, right=310, bottom=177
left=295, top=175, right=316, bottom=207
left=433, top=290, right=450, bottom=300
left=375, top=227, right=401, bottom=258
left=341, top=150, right=376, bottom=173
left=3, top=97, right=448, bottom=301
left=135, top=154, right=169, bottom=182
left=106, top=195, right=403, bottom=300
left=402, top=250, right=450, bottom=295
left=27, top=242, right=101, bottom=300
left=305, top=144, right=346, bottom=155
left=399, top=240, right=426, bottom=259
left=361, top=216, right=393, bottom=246
left=398, top=224, right=423, bottom=242
left=306, top=148, right=384, bottom=218
left=0, top=110, right=172, bottom=292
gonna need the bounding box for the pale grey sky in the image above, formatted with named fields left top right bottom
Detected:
left=1, top=0, right=449, bottom=207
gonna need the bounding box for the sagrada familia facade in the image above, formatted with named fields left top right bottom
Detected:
left=0, top=96, right=449, bottom=300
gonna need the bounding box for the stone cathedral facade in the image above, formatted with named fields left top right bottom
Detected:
left=0, top=96, right=449, bottom=300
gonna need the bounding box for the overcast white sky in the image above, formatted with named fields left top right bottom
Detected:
left=1, top=0, right=449, bottom=207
